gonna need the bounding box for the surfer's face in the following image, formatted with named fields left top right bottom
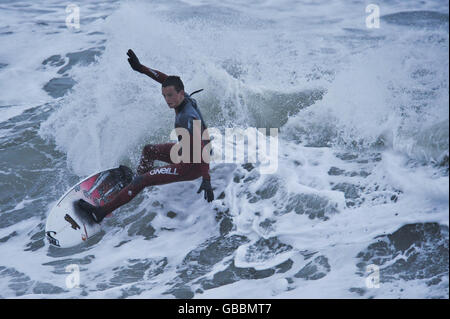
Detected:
left=162, top=86, right=185, bottom=109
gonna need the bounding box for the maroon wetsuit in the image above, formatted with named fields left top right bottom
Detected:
left=94, top=67, right=210, bottom=218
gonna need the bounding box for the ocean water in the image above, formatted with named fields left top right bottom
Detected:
left=0, top=0, right=448, bottom=299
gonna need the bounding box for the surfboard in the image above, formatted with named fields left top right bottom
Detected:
left=45, top=165, right=134, bottom=248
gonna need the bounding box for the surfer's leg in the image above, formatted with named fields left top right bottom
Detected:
left=137, top=143, right=176, bottom=175
left=85, top=163, right=203, bottom=222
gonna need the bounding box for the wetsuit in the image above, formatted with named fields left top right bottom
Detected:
left=136, top=91, right=211, bottom=179
left=78, top=63, right=211, bottom=222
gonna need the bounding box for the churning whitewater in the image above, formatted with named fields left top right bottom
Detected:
left=0, top=0, right=448, bottom=298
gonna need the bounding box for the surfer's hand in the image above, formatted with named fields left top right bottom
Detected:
left=127, top=49, right=143, bottom=73
left=197, top=178, right=214, bottom=202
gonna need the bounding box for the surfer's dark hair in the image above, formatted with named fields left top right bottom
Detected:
left=162, top=76, right=184, bottom=92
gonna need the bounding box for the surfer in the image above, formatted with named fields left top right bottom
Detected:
left=77, top=49, right=214, bottom=223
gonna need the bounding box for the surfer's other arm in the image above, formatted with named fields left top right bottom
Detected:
left=127, top=49, right=168, bottom=83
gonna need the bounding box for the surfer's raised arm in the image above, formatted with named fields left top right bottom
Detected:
left=76, top=57, right=214, bottom=225
left=127, top=49, right=168, bottom=84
